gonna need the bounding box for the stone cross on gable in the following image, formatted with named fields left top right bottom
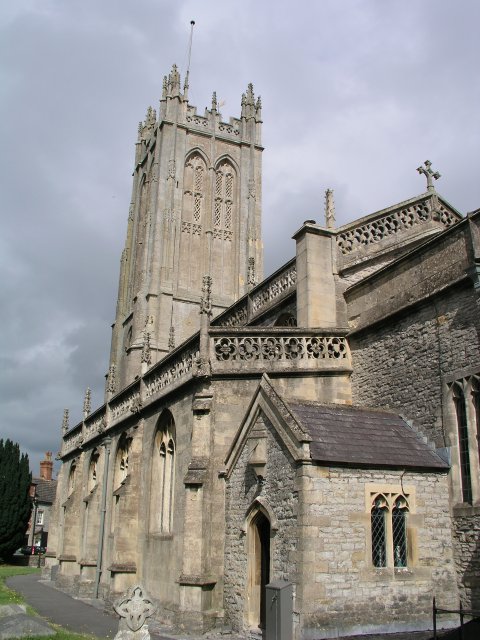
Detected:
left=417, top=160, right=441, bottom=192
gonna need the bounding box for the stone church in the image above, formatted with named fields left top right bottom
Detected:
left=46, top=65, right=480, bottom=638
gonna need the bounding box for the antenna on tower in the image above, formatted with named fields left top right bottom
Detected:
left=183, top=20, right=195, bottom=101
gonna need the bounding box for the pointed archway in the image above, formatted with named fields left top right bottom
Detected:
left=247, top=510, right=271, bottom=629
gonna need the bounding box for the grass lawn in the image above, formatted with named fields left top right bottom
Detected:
left=0, top=563, right=101, bottom=640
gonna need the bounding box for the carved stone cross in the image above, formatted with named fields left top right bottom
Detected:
left=417, top=160, right=441, bottom=192
left=114, top=585, right=157, bottom=640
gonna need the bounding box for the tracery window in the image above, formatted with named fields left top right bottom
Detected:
left=68, top=462, right=76, bottom=496
left=150, top=411, right=175, bottom=534
left=214, top=161, right=235, bottom=240
left=370, top=492, right=410, bottom=568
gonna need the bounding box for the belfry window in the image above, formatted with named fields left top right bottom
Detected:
left=453, top=382, right=472, bottom=504
left=214, top=161, right=235, bottom=237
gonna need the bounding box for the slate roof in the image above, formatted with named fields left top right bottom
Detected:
left=32, top=477, right=57, bottom=503
left=287, top=402, right=448, bottom=470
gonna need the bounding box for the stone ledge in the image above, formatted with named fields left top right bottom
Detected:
left=108, top=563, right=137, bottom=573
left=177, top=574, right=216, bottom=587
left=58, top=554, right=76, bottom=562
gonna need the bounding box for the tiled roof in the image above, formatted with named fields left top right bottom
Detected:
left=287, top=402, right=448, bottom=470
left=32, top=477, right=57, bottom=503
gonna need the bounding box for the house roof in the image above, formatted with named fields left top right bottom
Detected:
left=286, top=401, right=448, bottom=470
left=32, top=477, right=57, bottom=503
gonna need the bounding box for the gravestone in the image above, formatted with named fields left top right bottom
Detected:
left=114, top=585, right=157, bottom=640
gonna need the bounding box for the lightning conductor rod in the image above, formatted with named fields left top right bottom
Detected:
left=183, top=20, right=195, bottom=100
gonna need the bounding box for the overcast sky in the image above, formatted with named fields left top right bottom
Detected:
left=1, top=0, right=479, bottom=476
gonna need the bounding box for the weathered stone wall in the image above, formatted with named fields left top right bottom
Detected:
left=224, top=413, right=298, bottom=632
left=297, top=467, right=457, bottom=638
left=225, top=410, right=458, bottom=637
left=349, top=282, right=480, bottom=608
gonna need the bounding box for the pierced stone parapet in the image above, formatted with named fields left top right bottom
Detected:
left=110, top=384, right=141, bottom=424
left=213, top=334, right=348, bottom=362
left=62, top=425, right=84, bottom=455
left=144, top=343, right=199, bottom=399
left=336, top=196, right=458, bottom=257
left=214, top=301, right=248, bottom=328
left=84, top=408, right=107, bottom=440
left=250, top=264, right=296, bottom=315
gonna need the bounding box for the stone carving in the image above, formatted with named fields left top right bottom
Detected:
left=141, top=331, right=151, bottom=366
left=211, top=91, right=217, bottom=111
left=251, top=265, right=297, bottom=314
left=325, top=188, right=335, bottom=229
left=200, top=275, right=212, bottom=316
left=114, top=584, right=157, bottom=640
left=163, top=208, right=175, bottom=223
left=214, top=335, right=348, bottom=362
left=128, top=203, right=135, bottom=222
left=194, top=356, right=211, bottom=378
left=417, top=160, right=441, bottom=192
left=186, top=115, right=208, bottom=128
left=248, top=179, right=256, bottom=200
left=63, top=426, right=84, bottom=454
left=168, top=326, right=175, bottom=351
left=107, top=364, right=117, bottom=394
left=144, top=347, right=198, bottom=398
left=248, top=257, right=256, bottom=286
left=336, top=201, right=440, bottom=255
left=130, top=396, right=143, bottom=415
left=168, top=159, right=176, bottom=179
left=83, top=388, right=91, bottom=418
left=62, top=409, right=70, bottom=434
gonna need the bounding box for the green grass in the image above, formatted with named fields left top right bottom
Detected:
left=0, top=563, right=101, bottom=640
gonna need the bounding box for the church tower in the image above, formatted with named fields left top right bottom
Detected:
left=107, top=65, right=263, bottom=391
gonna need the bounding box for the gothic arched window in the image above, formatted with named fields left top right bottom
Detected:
left=88, top=449, right=100, bottom=493
left=150, top=411, right=175, bottom=534
left=392, top=496, right=408, bottom=567
left=371, top=495, right=387, bottom=567
left=214, top=160, right=236, bottom=240
left=370, top=493, right=409, bottom=568
left=453, top=382, right=472, bottom=504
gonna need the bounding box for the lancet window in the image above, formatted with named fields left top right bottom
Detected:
left=150, top=411, right=175, bottom=534
left=370, top=492, right=409, bottom=568
left=183, top=154, right=206, bottom=229
left=453, top=382, right=473, bottom=504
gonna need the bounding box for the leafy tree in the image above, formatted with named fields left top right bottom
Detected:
left=0, top=439, right=32, bottom=560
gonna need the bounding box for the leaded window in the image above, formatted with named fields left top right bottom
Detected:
left=392, top=497, right=408, bottom=567
left=371, top=498, right=387, bottom=567
left=214, top=161, right=235, bottom=236
left=150, top=411, right=175, bottom=534
left=370, top=492, right=409, bottom=568
left=453, top=383, right=472, bottom=504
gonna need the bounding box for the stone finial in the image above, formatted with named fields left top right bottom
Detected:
left=183, top=70, right=189, bottom=101
left=248, top=257, right=256, bottom=286
left=325, top=188, right=336, bottom=229
left=241, top=93, right=247, bottom=118
left=141, top=331, right=152, bottom=366
left=62, top=409, right=70, bottom=434
left=168, top=325, right=175, bottom=351
left=211, top=91, right=217, bottom=112
left=114, top=585, right=157, bottom=640
left=161, top=75, right=168, bottom=100
left=168, top=64, right=181, bottom=96
left=83, top=388, right=92, bottom=419
left=107, top=364, right=117, bottom=394
left=137, top=121, right=143, bottom=142
left=417, top=160, right=441, bottom=192
left=246, top=83, right=255, bottom=105
left=200, top=275, right=212, bottom=316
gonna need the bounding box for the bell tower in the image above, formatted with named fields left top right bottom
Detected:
left=107, top=65, right=263, bottom=391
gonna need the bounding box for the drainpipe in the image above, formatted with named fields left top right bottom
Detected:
left=94, top=437, right=111, bottom=599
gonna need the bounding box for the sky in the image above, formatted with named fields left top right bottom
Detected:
left=1, top=0, right=479, bottom=476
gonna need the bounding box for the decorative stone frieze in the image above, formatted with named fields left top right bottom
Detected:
left=110, top=387, right=141, bottom=422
